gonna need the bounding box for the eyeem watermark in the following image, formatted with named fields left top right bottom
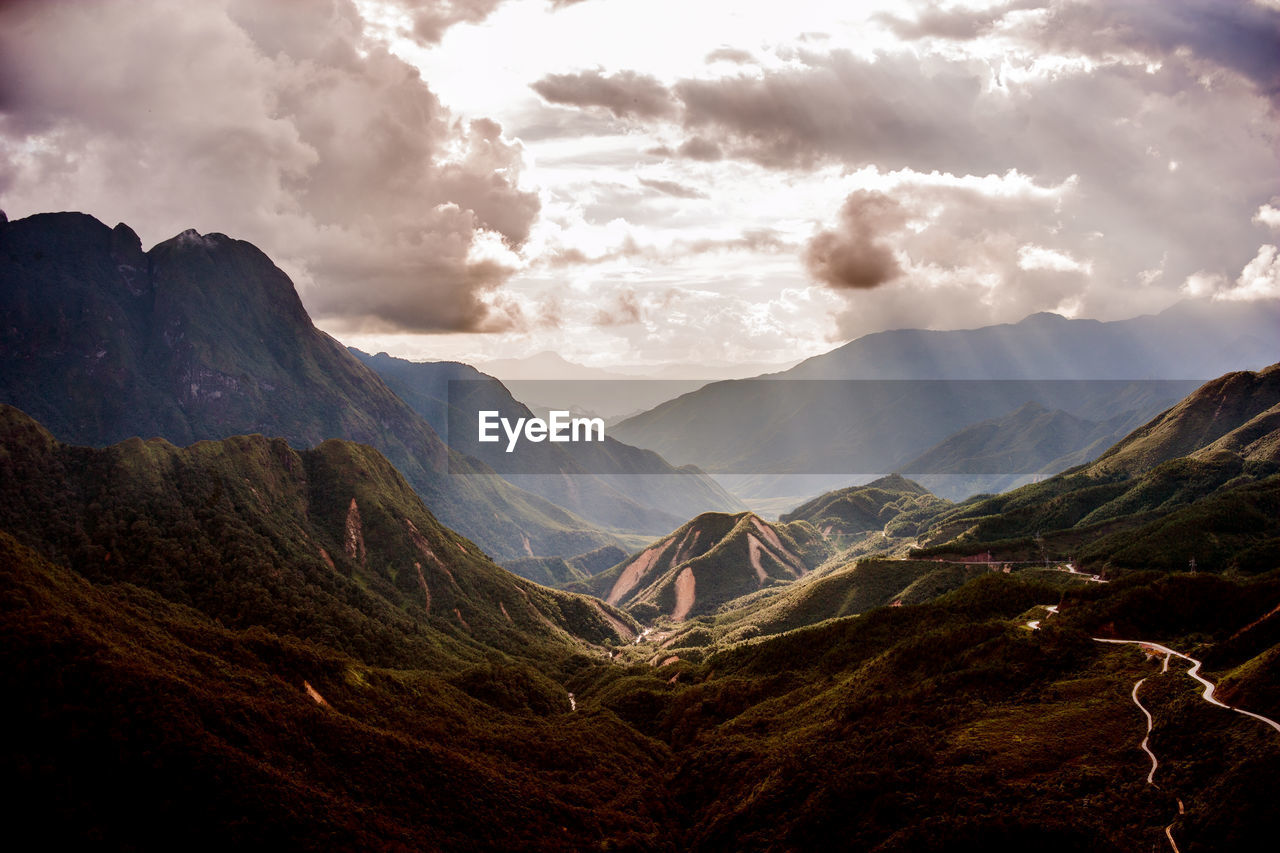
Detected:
left=478, top=410, right=605, bottom=452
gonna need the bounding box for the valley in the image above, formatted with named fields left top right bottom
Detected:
left=1, top=210, right=1278, bottom=851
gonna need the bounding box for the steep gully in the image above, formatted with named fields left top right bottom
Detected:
left=1028, top=604, right=1280, bottom=852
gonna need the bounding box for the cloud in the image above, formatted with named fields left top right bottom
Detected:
left=876, top=0, right=1280, bottom=102
left=706, top=47, right=756, bottom=65
left=874, top=0, right=1044, bottom=41
left=0, top=0, right=539, bottom=334
left=1186, top=244, right=1280, bottom=302
left=1228, top=244, right=1280, bottom=300
left=540, top=227, right=792, bottom=268
left=1026, top=0, right=1280, bottom=102
left=804, top=190, right=905, bottom=290
left=686, top=228, right=790, bottom=254
left=399, top=0, right=506, bottom=45
left=591, top=288, right=644, bottom=326
left=673, top=52, right=993, bottom=172
left=530, top=69, right=677, bottom=119
left=536, top=35, right=1276, bottom=326
left=1255, top=203, right=1280, bottom=230
left=368, top=0, right=593, bottom=47
left=676, top=137, right=723, bottom=161
left=805, top=170, right=1119, bottom=336
left=637, top=177, right=706, bottom=199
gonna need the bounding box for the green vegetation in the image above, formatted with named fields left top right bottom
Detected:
left=573, top=511, right=831, bottom=621
left=0, top=406, right=634, bottom=668
left=4, top=405, right=1279, bottom=849
left=0, top=533, right=668, bottom=851
left=907, top=366, right=1280, bottom=576
left=503, top=544, right=630, bottom=587
left=0, top=212, right=618, bottom=560
left=780, top=473, right=951, bottom=542
left=2, top=230, right=1279, bottom=853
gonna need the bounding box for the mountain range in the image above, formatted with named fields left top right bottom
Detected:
left=611, top=305, right=1277, bottom=502
left=3, top=208, right=1279, bottom=850
left=351, top=349, right=744, bottom=536
left=0, top=212, right=737, bottom=563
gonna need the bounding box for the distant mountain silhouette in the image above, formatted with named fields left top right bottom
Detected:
left=352, top=350, right=744, bottom=535
left=612, top=305, right=1276, bottom=499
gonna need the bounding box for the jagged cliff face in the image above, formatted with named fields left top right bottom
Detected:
left=0, top=212, right=614, bottom=560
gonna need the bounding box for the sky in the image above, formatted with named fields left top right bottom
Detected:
left=1, top=0, right=1278, bottom=370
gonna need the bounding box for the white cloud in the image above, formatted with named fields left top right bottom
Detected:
left=1219, top=244, right=1280, bottom=301
left=1181, top=244, right=1280, bottom=302
left=1255, top=203, right=1280, bottom=230
left=1017, top=245, right=1092, bottom=274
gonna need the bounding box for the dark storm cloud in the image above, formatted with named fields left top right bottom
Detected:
left=803, top=190, right=905, bottom=290
left=0, top=0, right=539, bottom=335
left=878, top=0, right=1280, bottom=102
left=530, top=69, right=678, bottom=119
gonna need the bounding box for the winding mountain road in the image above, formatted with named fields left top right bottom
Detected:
left=1094, top=638, right=1280, bottom=852
left=1094, top=638, right=1280, bottom=735
left=1130, top=676, right=1159, bottom=785
left=1029, top=605, right=1280, bottom=852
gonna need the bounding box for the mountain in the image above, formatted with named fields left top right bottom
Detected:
left=477, top=350, right=635, bottom=381
left=1088, top=364, right=1280, bottom=475
left=621, top=568, right=1280, bottom=851
left=783, top=303, right=1280, bottom=381
left=0, top=211, right=614, bottom=560
left=899, top=401, right=1156, bottom=499
left=779, top=473, right=949, bottom=540
left=0, top=512, right=660, bottom=845
left=0, top=405, right=637, bottom=663
left=611, top=305, right=1277, bottom=501
left=5, top=399, right=1280, bottom=848
left=351, top=350, right=745, bottom=536
left=912, top=365, right=1280, bottom=573
left=573, top=511, right=829, bottom=621
left=503, top=544, right=630, bottom=587
left=476, top=352, right=803, bottom=423
left=612, top=374, right=1194, bottom=490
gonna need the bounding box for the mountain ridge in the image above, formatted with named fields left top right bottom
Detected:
left=0, top=403, right=637, bottom=662
left=351, top=349, right=745, bottom=537
left=0, top=210, right=617, bottom=560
